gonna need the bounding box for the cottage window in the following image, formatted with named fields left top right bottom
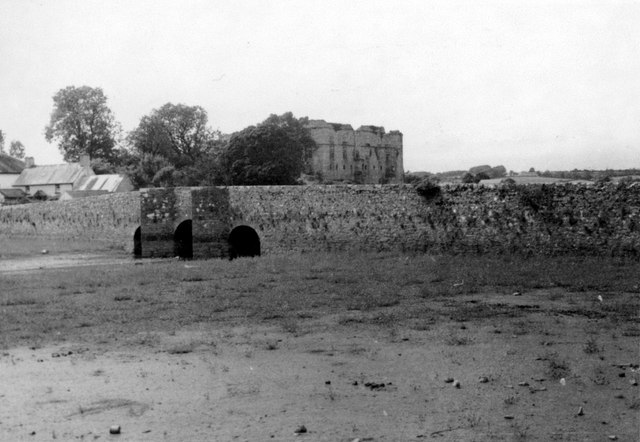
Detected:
left=55, top=184, right=61, bottom=194
left=25, top=186, right=30, bottom=194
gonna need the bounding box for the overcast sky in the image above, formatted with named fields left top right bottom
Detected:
left=0, top=0, right=638, bottom=173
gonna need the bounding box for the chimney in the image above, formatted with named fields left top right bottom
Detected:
left=79, top=154, right=91, bottom=168
left=25, top=157, right=35, bottom=168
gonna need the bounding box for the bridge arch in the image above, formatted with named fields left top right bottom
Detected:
left=133, top=226, right=142, bottom=257
left=174, top=219, right=193, bottom=259
left=228, top=225, right=260, bottom=259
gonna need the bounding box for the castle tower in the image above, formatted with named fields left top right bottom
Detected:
left=306, top=120, right=403, bottom=184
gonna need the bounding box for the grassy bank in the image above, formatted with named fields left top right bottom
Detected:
left=1, top=251, right=638, bottom=349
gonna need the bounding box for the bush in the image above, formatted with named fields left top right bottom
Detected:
left=414, top=178, right=442, bottom=201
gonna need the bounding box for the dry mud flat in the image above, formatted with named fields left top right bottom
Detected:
left=0, top=252, right=639, bottom=441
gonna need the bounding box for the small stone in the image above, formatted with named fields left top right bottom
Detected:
left=618, top=372, right=626, bottom=377
left=294, top=425, right=307, bottom=434
left=560, top=378, right=566, bottom=386
left=614, top=393, right=624, bottom=399
left=478, top=376, right=489, bottom=383
left=608, top=436, right=617, bottom=440
left=518, top=382, right=529, bottom=387
left=504, top=415, right=514, bottom=420
left=513, top=291, right=521, bottom=296
left=109, top=425, right=121, bottom=435
left=444, top=377, right=454, bottom=383
left=577, top=406, right=584, bottom=416
left=630, top=379, right=638, bottom=386
left=325, top=381, right=331, bottom=385
left=452, top=380, right=461, bottom=388
left=41, top=249, right=49, bottom=255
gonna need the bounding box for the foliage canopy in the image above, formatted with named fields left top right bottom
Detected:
left=220, top=123, right=304, bottom=185
left=44, top=86, right=121, bottom=162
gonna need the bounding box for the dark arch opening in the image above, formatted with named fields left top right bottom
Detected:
left=228, top=225, right=261, bottom=259
left=174, top=220, right=193, bottom=259
left=133, top=226, right=142, bottom=258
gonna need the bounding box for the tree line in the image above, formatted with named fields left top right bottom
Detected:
left=41, top=85, right=316, bottom=188
left=0, top=130, right=26, bottom=159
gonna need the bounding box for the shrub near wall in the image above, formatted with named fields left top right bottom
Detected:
left=0, top=192, right=140, bottom=250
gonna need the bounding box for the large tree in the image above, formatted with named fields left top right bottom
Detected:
left=124, top=103, right=225, bottom=188
left=128, top=103, right=218, bottom=168
left=0, top=130, right=5, bottom=154
left=259, top=112, right=316, bottom=172
left=9, top=140, right=25, bottom=159
left=44, top=86, right=121, bottom=162
left=220, top=124, right=304, bottom=185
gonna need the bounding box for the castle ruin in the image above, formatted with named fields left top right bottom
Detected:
left=305, top=120, right=403, bottom=184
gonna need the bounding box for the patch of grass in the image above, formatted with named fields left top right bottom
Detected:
left=583, top=336, right=602, bottom=354
left=541, top=351, right=571, bottom=380
left=445, top=331, right=473, bottom=346
left=280, top=317, right=300, bottom=335
left=0, top=297, right=38, bottom=306
left=448, top=302, right=526, bottom=322
left=1, top=249, right=639, bottom=349
left=622, top=326, right=640, bottom=337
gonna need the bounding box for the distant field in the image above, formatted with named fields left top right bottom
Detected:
left=479, top=176, right=593, bottom=185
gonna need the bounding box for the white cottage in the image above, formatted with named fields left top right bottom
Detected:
left=12, top=156, right=95, bottom=197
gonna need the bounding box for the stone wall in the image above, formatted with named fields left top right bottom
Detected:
left=0, top=192, right=140, bottom=249
left=224, top=184, right=640, bottom=257
left=1, top=184, right=639, bottom=258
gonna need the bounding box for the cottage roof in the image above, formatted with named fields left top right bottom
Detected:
left=74, top=174, right=127, bottom=192
left=13, top=163, right=94, bottom=186
left=0, top=188, right=27, bottom=198
left=0, top=154, right=25, bottom=174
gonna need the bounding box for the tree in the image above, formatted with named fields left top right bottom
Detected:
left=488, top=165, right=507, bottom=178
left=0, top=130, right=5, bottom=154
left=124, top=103, right=224, bottom=188
left=128, top=103, right=218, bottom=168
left=220, top=124, right=304, bottom=185
left=462, top=172, right=479, bottom=184
left=44, top=86, right=121, bottom=162
left=9, top=140, right=25, bottom=159
left=259, top=112, right=316, bottom=173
